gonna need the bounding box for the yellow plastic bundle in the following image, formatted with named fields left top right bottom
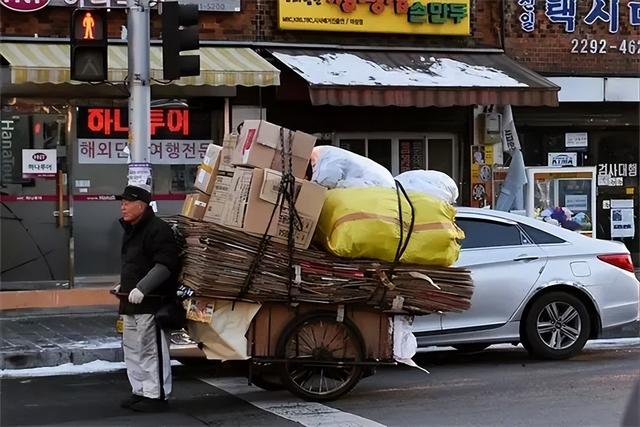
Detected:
left=315, top=187, right=465, bottom=267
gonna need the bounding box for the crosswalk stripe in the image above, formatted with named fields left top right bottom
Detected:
left=198, top=376, right=386, bottom=427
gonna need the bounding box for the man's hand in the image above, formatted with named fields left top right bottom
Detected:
left=128, top=288, right=145, bottom=304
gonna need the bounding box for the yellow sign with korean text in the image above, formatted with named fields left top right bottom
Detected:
left=278, top=0, right=470, bottom=35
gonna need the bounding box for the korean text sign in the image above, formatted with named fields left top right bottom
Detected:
left=76, top=107, right=212, bottom=164
left=278, top=0, right=470, bottom=34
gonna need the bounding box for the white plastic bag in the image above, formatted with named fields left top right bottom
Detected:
left=395, top=170, right=459, bottom=204
left=310, top=146, right=395, bottom=189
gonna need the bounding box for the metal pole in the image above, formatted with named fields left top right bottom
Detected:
left=127, top=0, right=152, bottom=191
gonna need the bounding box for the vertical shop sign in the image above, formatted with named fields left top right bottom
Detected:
left=1, top=115, right=32, bottom=185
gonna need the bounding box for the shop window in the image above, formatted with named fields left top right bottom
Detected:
left=336, top=134, right=457, bottom=180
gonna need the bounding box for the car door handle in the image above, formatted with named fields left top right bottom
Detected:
left=513, top=255, right=539, bottom=262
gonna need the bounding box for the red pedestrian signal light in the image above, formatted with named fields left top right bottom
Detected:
left=70, top=8, right=108, bottom=81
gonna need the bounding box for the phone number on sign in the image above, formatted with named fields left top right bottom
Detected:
left=571, top=39, right=640, bottom=55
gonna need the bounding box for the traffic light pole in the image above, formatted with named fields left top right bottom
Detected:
left=126, top=0, right=152, bottom=191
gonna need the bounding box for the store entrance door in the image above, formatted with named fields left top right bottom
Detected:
left=1, top=111, right=72, bottom=289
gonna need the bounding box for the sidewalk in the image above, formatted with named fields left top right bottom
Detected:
left=0, top=309, right=122, bottom=370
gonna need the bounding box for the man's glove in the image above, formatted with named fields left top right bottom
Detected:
left=112, top=284, right=121, bottom=294
left=128, top=288, right=145, bottom=304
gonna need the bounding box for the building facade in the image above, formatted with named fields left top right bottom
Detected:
left=504, top=0, right=639, bottom=262
left=1, top=0, right=566, bottom=287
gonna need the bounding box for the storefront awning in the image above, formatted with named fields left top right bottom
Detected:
left=0, top=43, right=280, bottom=87
left=270, top=49, right=558, bottom=107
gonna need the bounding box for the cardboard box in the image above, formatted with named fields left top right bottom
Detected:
left=202, top=168, right=240, bottom=225
left=220, top=133, right=238, bottom=172
left=271, top=130, right=316, bottom=179
left=181, top=191, right=210, bottom=220
left=193, top=144, right=222, bottom=195
left=224, top=168, right=326, bottom=249
left=232, top=120, right=316, bottom=179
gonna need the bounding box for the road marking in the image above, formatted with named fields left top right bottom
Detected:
left=199, top=376, right=386, bottom=427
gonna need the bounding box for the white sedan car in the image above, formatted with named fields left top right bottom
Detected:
left=414, top=208, right=640, bottom=359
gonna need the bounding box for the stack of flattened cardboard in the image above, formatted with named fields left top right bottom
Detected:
left=181, top=120, right=324, bottom=249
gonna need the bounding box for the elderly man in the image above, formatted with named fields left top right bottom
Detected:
left=113, top=185, right=179, bottom=412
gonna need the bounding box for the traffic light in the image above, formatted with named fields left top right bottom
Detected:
left=161, top=2, right=200, bottom=80
left=70, top=8, right=108, bottom=82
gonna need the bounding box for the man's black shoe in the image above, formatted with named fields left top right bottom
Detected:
left=120, top=394, right=144, bottom=409
left=130, top=397, right=169, bottom=413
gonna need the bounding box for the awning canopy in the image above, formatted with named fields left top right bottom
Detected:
left=270, top=49, right=558, bottom=107
left=0, top=43, right=280, bottom=87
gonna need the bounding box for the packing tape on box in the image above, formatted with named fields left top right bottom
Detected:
left=199, top=164, right=214, bottom=174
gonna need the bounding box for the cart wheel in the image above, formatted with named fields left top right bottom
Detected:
left=276, top=312, right=365, bottom=402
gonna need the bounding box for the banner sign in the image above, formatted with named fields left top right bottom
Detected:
left=77, top=139, right=211, bottom=164
left=278, top=0, right=470, bottom=35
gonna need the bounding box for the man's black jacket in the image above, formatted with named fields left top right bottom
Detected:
left=119, top=207, right=179, bottom=315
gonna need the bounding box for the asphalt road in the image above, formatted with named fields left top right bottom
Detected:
left=2, top=345, right=639, bottom=427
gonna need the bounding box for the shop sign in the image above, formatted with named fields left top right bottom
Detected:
left=77, top=139, right=211, bottom=164
left=76, top=106, right=212, bottom=165
left=22, top=149, right=57, bottom=178
left=517, top=1, right=640, bottom=55
left=597, top=162, right=638, bottom=186
left=548, top=152, right=577, bottom=167
left=565, top=132, right=588, bottom=148
left=2, top=115, right=33, bottom=185
left=278, top=0, right=470, bottom=35
left=46, top=0, right=241, bottom=11
left=1, top=0, right=50, bottom=12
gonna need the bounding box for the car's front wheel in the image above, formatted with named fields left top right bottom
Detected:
left=522, top=291, right=591, bottom=360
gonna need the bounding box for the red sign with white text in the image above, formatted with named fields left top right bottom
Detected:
left=1, top=0, right=50, bottom=12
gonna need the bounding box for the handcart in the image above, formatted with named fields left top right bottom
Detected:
left=183, top=298, right=396, bottom=402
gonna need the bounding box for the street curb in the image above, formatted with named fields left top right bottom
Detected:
left=1, top=346, right=123, bottom=370
left=0, top=287, right=118, bottom=311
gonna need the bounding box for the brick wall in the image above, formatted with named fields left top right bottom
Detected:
left=504, top=1, right=640, bottom=75
left=0, top=5, right=257, bottom=41
left=1, top=0, right=500, bottom=48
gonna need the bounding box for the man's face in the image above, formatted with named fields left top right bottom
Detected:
left=121, top=199, right=147, bottom=223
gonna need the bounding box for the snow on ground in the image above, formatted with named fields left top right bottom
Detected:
left=0, top=360, right=126, bottom=379
left=1, top=359, right=182, bottom=379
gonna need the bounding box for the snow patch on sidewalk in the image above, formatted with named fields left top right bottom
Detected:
left=1, top=359, right=182, bottom=379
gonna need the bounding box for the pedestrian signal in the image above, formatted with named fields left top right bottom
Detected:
left=71, top=8, right=108, bottom=82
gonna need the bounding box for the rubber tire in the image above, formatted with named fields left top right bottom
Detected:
left=452, top=343, right=490, bottom=353
left=522, top=292, right=591, bottom=360
left=276, top=312, right=365, bottom=402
